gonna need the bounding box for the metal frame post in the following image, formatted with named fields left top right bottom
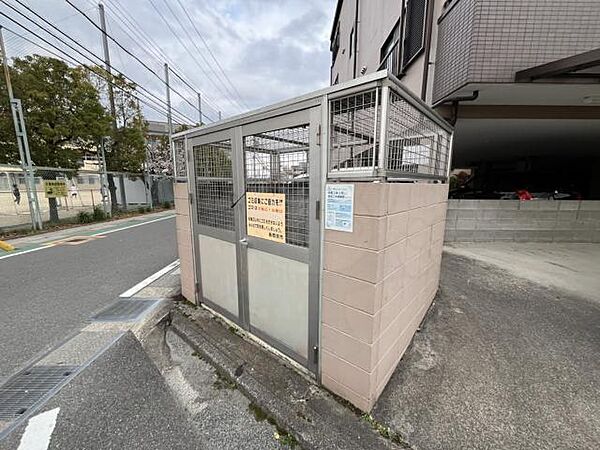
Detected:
left=1, top=27, right=42, bottom=229
left=377, top=85, right=390, bottom=176
left=371, top=87, right=379, bottom=175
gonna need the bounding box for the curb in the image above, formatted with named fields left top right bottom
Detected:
left=170, top=307, right=400, bottom=450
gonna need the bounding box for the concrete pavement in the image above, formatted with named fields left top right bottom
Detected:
left=373, top=251, right=600, bottom=449
left=0, top=333, right=201, bottom=450
left=0, top=212, right=177, bottom=382
left=444, top=242, right=600, bottom=302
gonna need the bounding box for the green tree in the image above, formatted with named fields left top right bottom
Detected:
left=0, top=55, right=112, bottom=221
left=88, top=69, right=147, bottom=212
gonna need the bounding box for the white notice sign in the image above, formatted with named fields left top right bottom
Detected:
left=325, top=184, right=354, bottom=232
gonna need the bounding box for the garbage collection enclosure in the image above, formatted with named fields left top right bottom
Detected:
left=174, top=70, right=453, bottom=410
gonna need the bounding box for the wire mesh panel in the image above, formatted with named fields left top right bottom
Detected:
left=329, top=89, right=380, bottom=174
left=244, top=125, right=310, bottom=247
left=385, top=88, right=451, bottom=178
left=193, top=140, right=235, bottom=231
left=174, top=139, right=187, bottom=180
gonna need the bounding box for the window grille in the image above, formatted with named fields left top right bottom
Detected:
left=403, top=0, right=428, bottom=67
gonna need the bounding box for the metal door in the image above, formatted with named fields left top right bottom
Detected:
left=237, top=107, right=321, bottom=374
left=188, top=107, right=321, bottom=374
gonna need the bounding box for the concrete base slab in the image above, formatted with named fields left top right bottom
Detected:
left=170, top=304, right=403, bottom=449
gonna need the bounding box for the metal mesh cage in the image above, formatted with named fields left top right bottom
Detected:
left=385, top=88, right=451, bottom=178
left=329, top=89, right=380, bottom=174
left=193, top=140, right=235, bottom=231
left=244, top=125, right=310, bottom=247
left=174, top=139, right=187, bottom=179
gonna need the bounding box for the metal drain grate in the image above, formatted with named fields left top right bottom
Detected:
left=0, top=365, right=78, bottom=420
left=91, top=299, right=159, bottom=322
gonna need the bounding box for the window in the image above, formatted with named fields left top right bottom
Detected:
left=349, top=28, right=354, bottom=59
left=331, top=23, right=340, bottom=62
left=402, top=0, right=428, bottom=67
left=380, top=21, right=401, bottom=75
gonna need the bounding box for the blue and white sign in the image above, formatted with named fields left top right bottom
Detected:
left=325, top=184, right=354, bottom=232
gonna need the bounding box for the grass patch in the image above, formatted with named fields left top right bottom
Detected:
left=361, top=413, right=410, bottom=447
left=248, top=403, right=298, bottom=448
left=213, top=370, right=237, bottom=390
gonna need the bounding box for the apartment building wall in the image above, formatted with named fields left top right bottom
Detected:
left=330, top=0, right=447, bottom=102
left=433, top=0, right=600, bottom=103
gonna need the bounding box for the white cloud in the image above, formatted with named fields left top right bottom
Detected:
left=1, top=0, right=337, bottom=123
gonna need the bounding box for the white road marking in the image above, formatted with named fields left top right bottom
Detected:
left=119, top=259, right=180, bottom=297
left=17, top=408, right=60, bottom=450
left=0, top=214, right=175, bottom=261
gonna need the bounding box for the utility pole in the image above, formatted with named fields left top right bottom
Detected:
left=164, top=63, right=175, bottom=178
left=99, top=3, right=123, bottom=213
left=0, top=26, right=42, bottom=230
left=197, top=92, right=202, bottom=125
left=218, top=111, right=222, bottom=121
left=98, top=3, right=116, bottom=128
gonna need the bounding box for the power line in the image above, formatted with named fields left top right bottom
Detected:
left=2, top=26, right=186, bottom=124
left=0, top=10, right=195, bottom=125
left=96, top=4, right=218, bottom=122
left=101, top=0, right=222, bottom=115
left=1, top=1, right=196, bottom=124
left=64, top=0, right=205, bottom=120
left=173, top=0, right=249, bottom=110
left=146, top=0, right=243, bottom=114
left=158, top=0, right=247, bottom=111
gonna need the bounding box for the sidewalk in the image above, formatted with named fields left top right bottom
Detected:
left=1, top=210, right=174, bottom=258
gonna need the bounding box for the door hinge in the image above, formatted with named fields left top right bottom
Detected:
left=315, top=199, right=321, bottom=221
left=195, top=282, right=200, bottom=294
left=189, top=192, right=193, bottom=205
left=312, top=346, right=319, bottom=364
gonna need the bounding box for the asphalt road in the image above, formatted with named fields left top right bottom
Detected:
left=0, top=216, right=177, bottom=382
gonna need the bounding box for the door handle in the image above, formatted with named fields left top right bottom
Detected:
left=239, top=237, right=248, bottom=247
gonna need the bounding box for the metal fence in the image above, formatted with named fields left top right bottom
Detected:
left=328, top=80, right=452, bottom=180
left=0, top=165, right=174, bottom=232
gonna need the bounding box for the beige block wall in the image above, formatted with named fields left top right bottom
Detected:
left=321, top=182, right=448, bottom=411
left=174, top=182, right=196, bottom=303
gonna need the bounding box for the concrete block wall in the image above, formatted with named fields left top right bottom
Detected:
left=174, top=182, right=196, bottom=302
left=321, top=182, right=449, bottom=411
left=445, top=200, right=600, bottom=243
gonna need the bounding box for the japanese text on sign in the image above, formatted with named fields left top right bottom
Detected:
left=246, top=192, right=286, bottom=243
left=325, top=184, right=354, bottom=232
left=44, top=180, right=68, bottom=198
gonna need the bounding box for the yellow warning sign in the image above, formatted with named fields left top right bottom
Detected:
left=246, top=192, right=286, bottom=243
left=44, top=180, right=68, bottom=198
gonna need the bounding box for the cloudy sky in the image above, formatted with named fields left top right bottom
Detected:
left=0, top=0, right=336, bottom=124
